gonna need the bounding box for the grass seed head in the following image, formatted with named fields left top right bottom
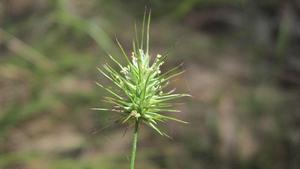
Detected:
left=95, top=11, right=189, bottom=136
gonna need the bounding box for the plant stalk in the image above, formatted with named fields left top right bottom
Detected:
left=130, top=120, right=139, bottom=169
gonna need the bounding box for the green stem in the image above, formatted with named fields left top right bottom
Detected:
left=130, top=120, right=139, bottom=169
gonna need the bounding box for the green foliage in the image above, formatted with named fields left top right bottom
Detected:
left=1, top=1, right=295, bottom=169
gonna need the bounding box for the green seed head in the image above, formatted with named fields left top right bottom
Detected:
left=94, top=12, right=189, bottom=137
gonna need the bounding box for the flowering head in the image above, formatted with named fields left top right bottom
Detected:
left=93, top=12, right=189, bottom=136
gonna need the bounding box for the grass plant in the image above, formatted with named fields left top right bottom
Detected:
left=93, top=10, right=189, bottom=169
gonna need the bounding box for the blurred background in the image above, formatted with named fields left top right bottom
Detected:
left=0, top=0, right=300, bottom=169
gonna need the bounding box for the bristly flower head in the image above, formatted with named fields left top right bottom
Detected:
left=93, top=11, right=190, bottom=137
